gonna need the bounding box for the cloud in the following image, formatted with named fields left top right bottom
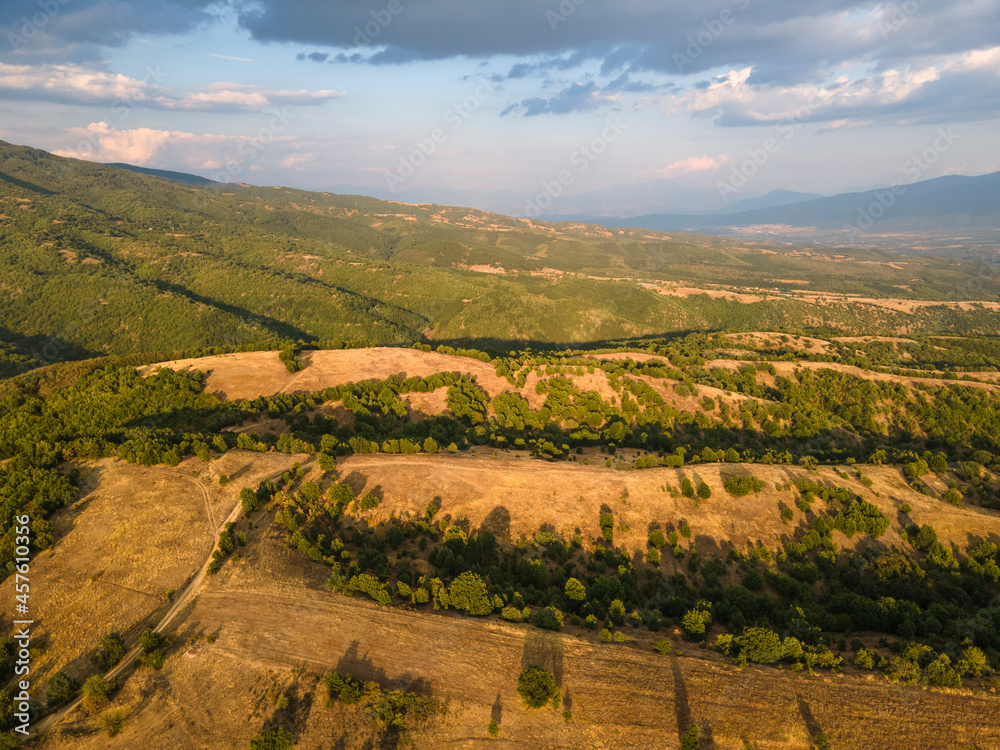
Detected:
left=50, top=122, right=301, bottom=181
left=0, top=0, right=213, bottom=62
left=666, top=50, right=1000, bottom=127
left=52, top=121, right=227, bottom=164
left=0, top=63, right=343, bottom=111
left=503, top=81, right=621, bottom=117
left=232, top=1, right=1000, bottom=79
left=159, top=82, right=345, bottom=111
left=650, top=155, right=730, bottom=178
left=296, top=51, right=330, bottom=63
left=208, top=53, right=254, bottom=63
left=0, top=61, right=163, bottom=105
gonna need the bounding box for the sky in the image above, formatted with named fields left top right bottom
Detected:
left=0, top=0, right=998, bottom=216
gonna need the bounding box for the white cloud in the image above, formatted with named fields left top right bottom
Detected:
left=0, top=63, right=343, bottom=112
left=52, top=121, right=229, bottom=164
left=650, top=154, right=729, bottom=178
left=0, top=62, right=162, bottom=105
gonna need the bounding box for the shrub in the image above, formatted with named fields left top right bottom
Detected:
left=141, top=649, right=166, bottom=670
left=648, top=529, right=667, bottom=549
left=958, top=646, right=987, bottom=677
left=82, top=675, right=117, bottom=714
left=325, top=672, right=364, bottom=705
left=681, top=723, right=700, bottom=750
left=681, top=478, right=695, bottom=498
left=487, top=719, right=500, bottom=737
left=609, top=599, right=626, bottom=625
left=140, top=628, right=161, bottom=653
left=530, top=606, right=564, bottom=631
left=697, top=481, right=712, bottom=500
left=854, top=648, right=876, bottom=670
left=358, top=493, right=381, bottom=511
left=599, top=512, right=614, bottom=543
left=652, top=638, right=672, bottom=654
left=249, top=726, right=294, bottom=750
left=724, top=476, right=766, bottom=497
left=681, top=603, right=712, bottom=640
left=99, top=709, right=126, bottom=738
left=501, top=606, right=522, bottom=622
left=645, top=548, right=661, bottom=565
left=942, top=488, right=963, bottom=506
left=92, top=632, right=127, bottom=670
left=46, top=672, right=80, bottom=707
left=613, top=631, right=626, bottom=643
left=780, top=506, right=794, bottom=523
left=516, top=667, right=559, bottom=709
left=599, top=628, right=612, bottom=643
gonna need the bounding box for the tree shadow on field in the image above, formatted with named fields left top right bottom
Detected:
left=670, top=654, right=692, bottom=743
left=339, top=471, right=371, bottom=497
left=335, top=640, right=432, bottom=696
left=491, top=692, right=503, bottom=724
left=797, top=694, right=830, bottom=748
left=481, top=506, right=512, bottom=545
left=670, top=654, right=717, bottom=748
left=520, top=629, right=565, bottom=688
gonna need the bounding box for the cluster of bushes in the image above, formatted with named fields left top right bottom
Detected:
left=723, top=476, right=766, bottom=497
left=325, top=671, right=435, bottom=733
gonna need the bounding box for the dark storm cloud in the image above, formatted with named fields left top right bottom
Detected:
left=1, top=0, right=212, bottom=61
left=232, top=0, right=1000, bottom=83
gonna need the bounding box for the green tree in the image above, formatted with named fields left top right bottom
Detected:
left=696, top=481, right=712, bottom=500
left=92, top=632, right=127, bottom=670
left=735, top=627, right=783, bottom=664
left=249, top=726, right=293, bottom=750
left=516, top=667, right=559, bottom=709
left=648, top=529, right=667, bottom=549
left=140, top=628, right=161, bottom=653
left=46, top=672, right=79, bottom=707
left=853, top=648, right=876, bottom=670
left=681, top=478, right=695, bottom=498
left=564, top=577, right=586, bottom=601
left=681, top=602, right=712, bottom=640
left=82, top=675, right=117, bottom=715
left=957, top=646, right=987, bottom=677
left=449, top=572, right=493, bottom=615
left=681, top=722, right=700, bottom=750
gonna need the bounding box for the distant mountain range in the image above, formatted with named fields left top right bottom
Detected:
left=100, top=158, right=999, bottom=258
left=567, top=172, right=1000, bottom=233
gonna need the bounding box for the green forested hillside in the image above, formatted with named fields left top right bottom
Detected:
left=2, top=140, right=1000, bottom=377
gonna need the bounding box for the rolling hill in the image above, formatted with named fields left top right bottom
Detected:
left=3, top=140, right=1000, bottom=380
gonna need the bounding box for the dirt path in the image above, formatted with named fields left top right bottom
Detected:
left=32, top=461, right=307, bottom=735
